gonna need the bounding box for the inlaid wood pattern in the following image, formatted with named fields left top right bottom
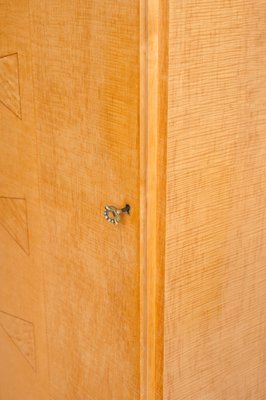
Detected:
left=0, top=197, right=29, bottom=255
left=164, top=1, right=266, bottom=399
left=0, top=53, right=21, bottom=119
left=0, top=1, right=49, bottom=398
left=0, top=310, right=36, bottom=370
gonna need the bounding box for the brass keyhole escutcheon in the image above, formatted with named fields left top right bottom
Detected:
left=104, top=204, right=130, bottom=224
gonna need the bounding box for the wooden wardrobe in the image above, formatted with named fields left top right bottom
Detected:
left=0, top=1, right=265, bottom=399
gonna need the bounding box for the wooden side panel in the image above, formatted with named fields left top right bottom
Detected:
left=28, top=1, right=140, bottom=399
left=164, top=1, right=266, bottom=399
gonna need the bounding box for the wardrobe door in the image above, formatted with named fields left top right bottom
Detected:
left=0, top=1, right=141, bottom=399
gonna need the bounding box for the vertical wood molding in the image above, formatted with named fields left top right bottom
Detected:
left=140, top=0, right=148, bottom=399
left=145, top=1, right=169, bottom=399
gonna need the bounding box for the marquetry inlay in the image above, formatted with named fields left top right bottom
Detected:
left=0, top=310, right=36, bottom=370
left=0, top=53, right=21, bottom=119
left=0, top=197, right=29, bottom=255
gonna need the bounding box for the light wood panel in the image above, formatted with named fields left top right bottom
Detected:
left=1, top=0, right=142, bottom=399
left=164, top=1, right=266, bottom=399
left=28, top=1, right=140, bottom=399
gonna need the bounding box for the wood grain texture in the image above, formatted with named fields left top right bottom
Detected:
left=1, top=1, right=266, bottom=399
left=0, top=52, right=21, bottom=118
left=28, top=1, right=140, bottom=399
left=164, top=1, right=266, bottom=399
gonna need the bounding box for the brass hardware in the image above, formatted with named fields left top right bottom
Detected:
left=104, top=204, right=130, bottom=225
